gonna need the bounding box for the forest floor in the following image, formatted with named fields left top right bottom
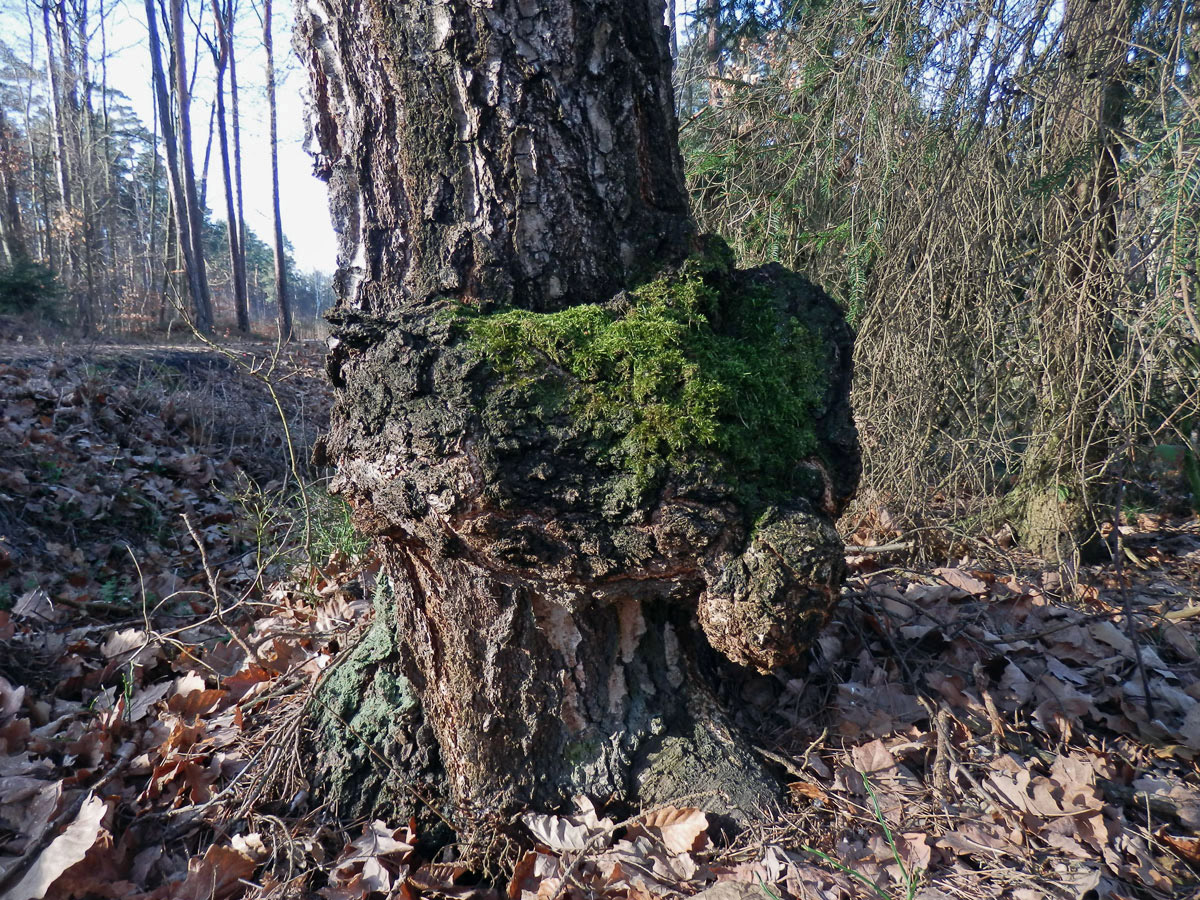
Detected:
left=0, top=342, right=1198, bottom=900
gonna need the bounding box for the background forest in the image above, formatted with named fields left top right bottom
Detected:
left=1, top=0, right=1198, bottom=552
left=675, top=0, right=1200, bottom=558
left=0, top=0, right=333, bottom=339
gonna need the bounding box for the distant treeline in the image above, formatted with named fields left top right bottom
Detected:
left=0, top=0, right=328, bottom=338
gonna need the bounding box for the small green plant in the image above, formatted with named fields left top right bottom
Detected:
left=99, top=579, right=134, bottom=608
left=800, top=843, right=892, bottom=900
left=120, top=663, right=137, bottom=723
left=305, top=484, right=370, bottom=561
left=801, top=773, right=922, bottom=900
left=37, top=460, right=64, bottom=484
left=236, top=476, right=370, bottom=576
left=863, top=775, right=920, bottom=900
left=756, top=875, right=782, bottom=900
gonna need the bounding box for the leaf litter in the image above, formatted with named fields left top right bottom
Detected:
left=0, top=348, right=1198, bottom=899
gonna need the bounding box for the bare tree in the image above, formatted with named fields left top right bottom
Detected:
left=144, top=0, right=212, bottom=331
left=40, top=2, right=74, bottom=277
left=262, top=0, right=291, bottom=340
left=168, top=0, right=215, bottom=332
left=209, top=0, right=250, bottom=333
left=228, top=0, right=249, bottom=324
left=0, top=110, right=30, bottom=265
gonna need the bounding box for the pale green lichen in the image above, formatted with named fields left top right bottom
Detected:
left=461, top=246, right=826, bottom=502
left=310, top=579, right=419, bottom=811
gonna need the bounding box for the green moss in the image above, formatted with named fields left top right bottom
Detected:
left=564, top=737, right=602, bottom=768
left=461, top=248, right=826, bottom=501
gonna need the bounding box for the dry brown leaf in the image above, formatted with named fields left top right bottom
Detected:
left=2, top=794, right=106, bottom=900
left=689, top=883, right=769, bottom=900
left=328, top=820, right=417, bottom=892
left=12, top=589, right=57, bottom=624
left=1157, top=829, right=1200, bottom=863
left=932, top=568, right=988, bottom=596
left=174, top=844, right=258, bottom=900
left=850, top=739, right=897, bottom=777
left=788, top=781, right=828, bottom=802
left=522, top=808, right=611, bottom=853
left=629, top=806, right=709, bottom=855
left=126, top=682, right=172, bottom=723
left=99, top=629, right=162, bottom=669
left=936, top=822, right=1022, bottom=859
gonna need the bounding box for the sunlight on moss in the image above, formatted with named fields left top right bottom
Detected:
left=461, top=248, right=826, bottom=499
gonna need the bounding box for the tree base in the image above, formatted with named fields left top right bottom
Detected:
left=305, top=592, right=450, bottom=837
left=307, top=579, right=787, bottom=854
left=311, top=253, right=857, bottom=855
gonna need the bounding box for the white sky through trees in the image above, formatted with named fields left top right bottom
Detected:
left=0, top=0, right=707, bottom=280
left=1, top=0, right=337, bottom=274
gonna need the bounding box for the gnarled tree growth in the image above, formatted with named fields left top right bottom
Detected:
left=296, top=0, right=858, bottom=853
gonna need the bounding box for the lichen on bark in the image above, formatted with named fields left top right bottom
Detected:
left=306, top=580, right=445, bottom=825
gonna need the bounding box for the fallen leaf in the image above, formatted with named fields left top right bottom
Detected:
left=523, top=809, right=611, bottom=853
left=788, top=781, right=829, bottom=802
left=628, top=806, right=709, bottom=855
left=2, top=794, right=106, bottom=900
left=932, top=568, right=988, bottom=596
left=174, top=844, right=258, bottom=900
left=12, top=589, right=57, bottom=624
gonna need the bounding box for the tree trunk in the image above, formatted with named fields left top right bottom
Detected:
left=168, top=0, right=215, bottom=332
left=705, top=0, right=722, bottom=102
left=211, top=0, right=250, bottom=333
left=228, top=7, right=249, bottom=323
left=41, top=2, right=76, bottom=289
left=0, top=110, right=29, bottom=266
left=55, top=0, right=97, bottom=333
left=263, top=0, right=292, bottom=341
left=297, top=0, right=858, bottom=855
left=1015, top=0, right=1133, bottom=563
left=145, top=0, right=209, bottom=331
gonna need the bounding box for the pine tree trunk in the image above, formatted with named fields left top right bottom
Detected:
left=211, top=0, right=249, bottom=334
left=168, top=0, right=215, bottom=333
left=297, top=0, right=858, bottom=855
left=228, top=8, right=249, bottom=325
left=145, top=0, right=209, bottom=332
left=1015, top=0, right=1133, bottom=563
left=41, top=2, right=80, bottom=299
left=58, top=0, right=97, bottom=332
left=263, top=0, right=292, bottom=341
left=0, top=110, right=29, bottom=265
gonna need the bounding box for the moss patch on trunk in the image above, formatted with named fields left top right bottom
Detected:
left=460, top=243, right=826, bottom=503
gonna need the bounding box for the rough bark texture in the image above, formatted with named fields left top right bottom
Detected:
left=299, top=0, right=693, bottom=313
left=1015, top=0, right=1132, bottom=564
left=298, top=0, right=858, bottom=852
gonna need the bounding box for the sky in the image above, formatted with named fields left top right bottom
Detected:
left=1, top=0, right=339, bottom=274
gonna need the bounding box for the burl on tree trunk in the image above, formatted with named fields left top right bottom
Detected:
left=297, top=0, right=859, bottom=850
